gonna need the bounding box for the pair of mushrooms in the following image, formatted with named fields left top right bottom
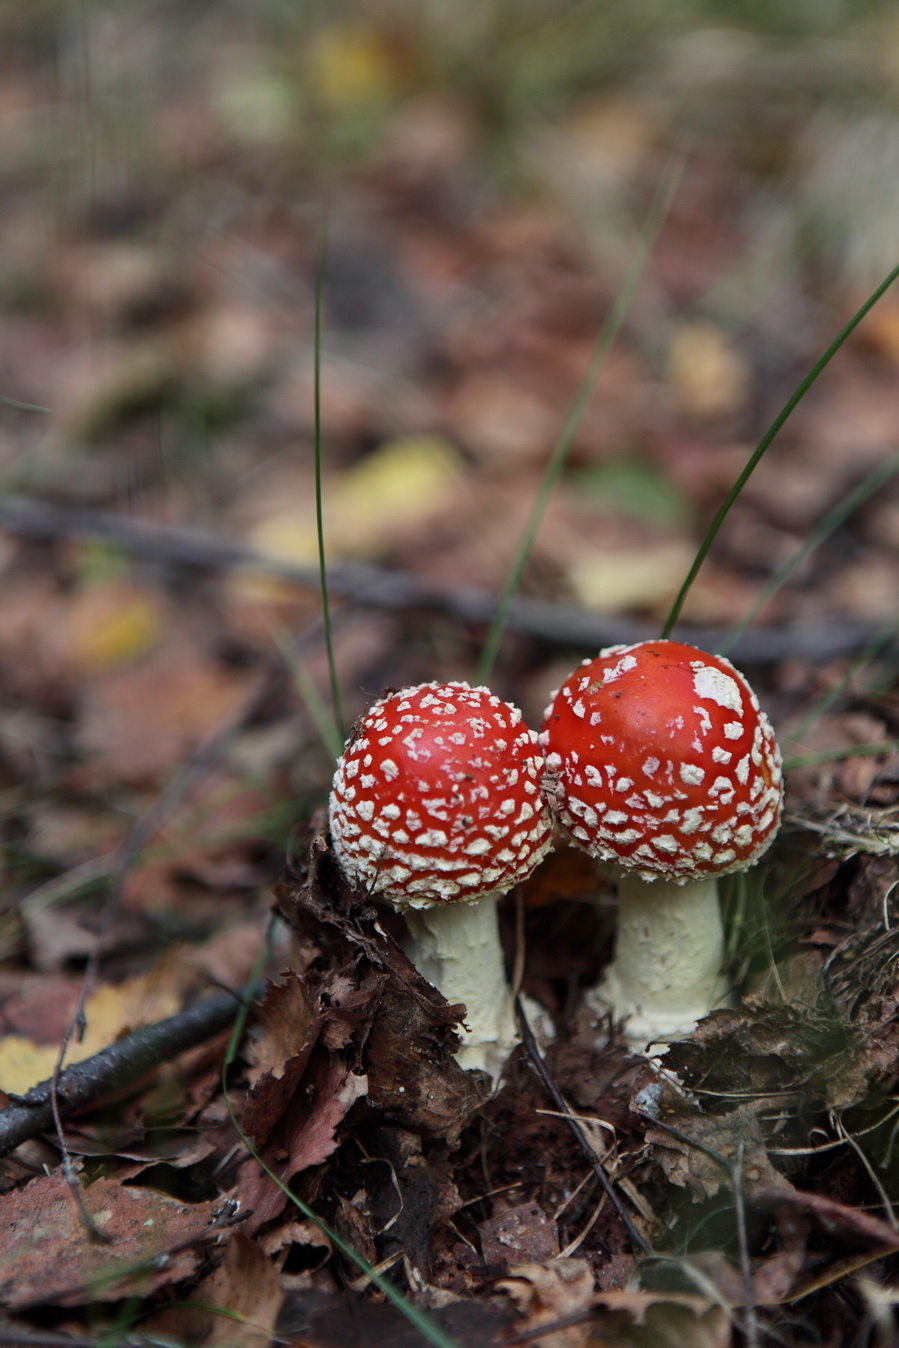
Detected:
left=329, top=641, right=784, bottom=1074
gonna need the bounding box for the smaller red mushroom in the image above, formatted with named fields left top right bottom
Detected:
left=541, top=640, right=783, bottom=1047
left=330, top=681, right=553, bottom=1076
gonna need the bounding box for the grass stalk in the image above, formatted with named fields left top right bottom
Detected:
left=313, top=222, right=344, bottom=745
left=473, top=158, right=682, bottom=686
left=0, top=393, right=51, bottom=413
left=270, top=621, right=346, bottom=761
left=661, top=261, right=899, bottom=639
left=717, top=452, right=899, bottom=656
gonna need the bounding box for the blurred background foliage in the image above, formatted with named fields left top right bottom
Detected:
left=2, top=0, right=899, bottom=677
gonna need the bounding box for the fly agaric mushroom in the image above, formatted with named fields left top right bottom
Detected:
left=541, top=640, right=783, bottom=1047
left=329, top=681, right=553, bottom=1077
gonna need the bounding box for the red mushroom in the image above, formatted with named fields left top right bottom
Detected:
left=330, top=681, right=553, bottom=1076
left=541, top=640, right=783, bottom=1047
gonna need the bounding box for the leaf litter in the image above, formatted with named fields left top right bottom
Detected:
left=1, top=7, right=899, bottom=1345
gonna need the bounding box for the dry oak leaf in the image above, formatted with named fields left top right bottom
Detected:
left=0, top=1169, right=225, bottom=1309
left=636, top=1077, right=790, bottom=1203
left=497, top=1259, right=595, bottom=1348
left=272, top=832, right=489, bottom=1145
left=147, top=1232, right=283, bottom=1348
left=590, top=1291, right=731, bottom=1347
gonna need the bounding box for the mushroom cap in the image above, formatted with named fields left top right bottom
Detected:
left=330, top=681, right=553, bottom=910
left=540, top=640, right=783, bottom=882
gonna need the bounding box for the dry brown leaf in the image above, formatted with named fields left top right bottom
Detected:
left=75, top=648, right=255, bottom=785
left=497, top=1259, right=595, bottom=1348
left=148, top=1232, right=284, bottom=1348
left=636, top=1076, right=791, bottom=1203
left=590, top=1291, right=731, bottom=1347
left=665, top=321, right=749, bottom=420
left=0, top=1170, right=224, bottom=1309
left=479, top=1200, right=560, bottom=1271
left=244, top=973, right=322, bottom=1095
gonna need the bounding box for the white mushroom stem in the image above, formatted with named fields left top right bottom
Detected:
left=402, top=894, right=518, bottom=1079
left=592, top=872, right=728, bottom=1049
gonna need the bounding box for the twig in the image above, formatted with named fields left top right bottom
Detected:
left=635, top=1110, right=759, bottom=1348
left=514, top=995, right=652, bottom=1257
left=45, top=660, right=281, bottom=1236
left=0, top=492, right=893, bottom=666
left=0, top=991, right=239, bottom=1158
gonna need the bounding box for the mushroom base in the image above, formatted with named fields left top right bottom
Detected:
left=402, top=894, right=518, bottom=1079
left=589, top=872, right=730, bottom=1050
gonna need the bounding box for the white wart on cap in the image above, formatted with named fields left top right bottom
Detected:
left=329, top=681, right=554, bottom=1078
left=541, top=640, right=783, bottom=882
left=330, top=681, right=552, bottom=908
left=540, top=641, right=784, bottom=1048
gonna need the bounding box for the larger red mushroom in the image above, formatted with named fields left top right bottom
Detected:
left=541, top=640, right=783, bottom=1047
left=330, top=681, right=553, bottom=1076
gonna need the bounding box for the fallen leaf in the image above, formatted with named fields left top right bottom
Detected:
left=305, top=22, right=401, bottom=113
left=665, top=321, right=749, bottom=420
left=244, top=973, right=322, bottom=1096
left=479, top=1200, right=559, bottom=1271
left=590, top=1291, right=731, bottom=1347
left=0, top=965, right=181, bottom=1095
left=59, top=577, right=163, bottom=673
left=0, top=1170, right=224, bottom=1309
left=75, top=648, right=255, bottom=784
left=327, top=434, right=464, bottom=556
left=497, top=1259, right=595, bottom=1348
left=567, top=543, right=695, bottom=614
left=147, top=1232, right=284, bottom=1348
left=636, top=1075, right=791, bottom=1203
left=247, top=434, right=464, bottom=567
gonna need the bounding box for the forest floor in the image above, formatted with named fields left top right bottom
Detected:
left=1, top=6, right=899, bottom=1346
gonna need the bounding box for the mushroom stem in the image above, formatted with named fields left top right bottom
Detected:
left=403, top=894, right=517, bottom=1078
left=593, top=872, right=727, bottom=1048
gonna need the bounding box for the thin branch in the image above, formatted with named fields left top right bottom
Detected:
left=41, top=659, right=282, bottom=1232
left=0, top=493, right=892, bottom=666
left=0, top=991, right=239, bottom=1158
left=514, top=995, right=652, bottom=1257
left=635, top=1110, right=758, bottom=1348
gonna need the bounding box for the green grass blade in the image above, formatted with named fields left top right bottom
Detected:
left=473, top=157, right=683, bottom=687
left=717, top=451, right=899, bottom=657
left=223, top=960, right=460, bottom=1348
left=313, top=223, right=345, bottom=743
left=661, top=261, right=899, bottom=640
left=270, top=620, right=345, bottom=761
left=0, top=393, right=51, bottom=413
left=789, top=614, right=899, bottom=744
left=783, top=742, right=896, bottom=771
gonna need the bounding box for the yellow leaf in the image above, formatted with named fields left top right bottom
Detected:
left=568, top=543, right=695, bottom=614
left=327, top=435, right=463, bottom=556
left=0, top=969, right=182, bottom=1096
left=242, top=435, right=463, bottom=578
left=666, top=321, right=749, bottom=419
left=306, top=24, right=398, bottom=114
left=64, top=579, right=162, bottom=673
left=78, top=973, right=181, bottom=1060
left=0, top=1037, right=60, bottom=1097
